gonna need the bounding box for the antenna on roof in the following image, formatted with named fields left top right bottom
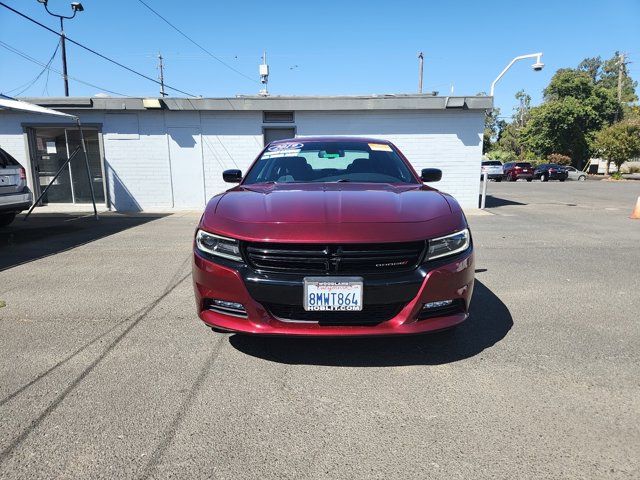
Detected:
left=259, top=50, right=269, bottom=96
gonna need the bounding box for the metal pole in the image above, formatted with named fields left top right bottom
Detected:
left=23, top=145, right=81, bottom=220
left=158, top=52, right=167, bottom=97
left=77, top=119, right=99, bottom=220
left=615, top=53, right=624, bottom=122
left=480, top=172, right=488, bottom=209
left=490, top=52, right=543, bottom=96
left=60, top=17, right=69, bottom=97
left=418, top=52, right=424, bottom=94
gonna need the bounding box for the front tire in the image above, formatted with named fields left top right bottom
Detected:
left=526, top=178, right=533, bottom=182
left=0, top=213, right=16, bottom=227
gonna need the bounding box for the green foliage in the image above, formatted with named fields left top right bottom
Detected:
left=544, top=69, right=595, bottom=101
left=547, top=153, right=572, bottom=165
left=577, top=52, right=638, bottom=103
left=522, top=68, right=620, bottom=166
left=593, top=120, right=640, bottom=171
left=484, top=52, right=637, bottom=167
left=486, top=149, right=517, bottom=163
left=495, top=123, right=524, bottom=156
left=482, top=107, right=505, bottom=154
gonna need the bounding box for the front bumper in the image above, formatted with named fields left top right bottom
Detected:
left=193, top=248, right=475, bottom=336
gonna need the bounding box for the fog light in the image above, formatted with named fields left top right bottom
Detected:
left=213, top=299, right=244, bottom=310
left=423, top=300, right=454, bottom=310
left=205, top=298, right=247, bottom=317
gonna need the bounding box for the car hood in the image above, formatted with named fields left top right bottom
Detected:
left=201, top=183, right=465, bottom=243
left=215, top=183, right=450, bottom=224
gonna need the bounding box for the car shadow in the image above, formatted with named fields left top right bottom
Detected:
left=228, top=280, right=512, bottom=367
left=0, top=212, right=168, bottom=272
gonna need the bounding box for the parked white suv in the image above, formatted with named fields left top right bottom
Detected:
left=0, top=147, right=33, bottom=226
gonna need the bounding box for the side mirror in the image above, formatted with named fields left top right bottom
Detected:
left=223, top=169, right=242, bottom=183
left=421, top=168, right=442, bottom=182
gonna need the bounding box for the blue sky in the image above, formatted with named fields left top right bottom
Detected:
left=1, top=0, right=639, bottom=118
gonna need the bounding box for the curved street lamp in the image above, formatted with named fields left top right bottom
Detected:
left=37, top=1, right=85, bottom=96
left=490, top=53, right=544, bottom=97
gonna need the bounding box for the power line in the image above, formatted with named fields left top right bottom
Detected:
left=5, top=39, right=61, bottom=96
left=136, top=0, right=259, bottom=85
left=0, top=40, right=128, bottom=97
left=0, top=1, right=198, bottom=97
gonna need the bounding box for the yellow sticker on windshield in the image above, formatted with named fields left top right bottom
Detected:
left=368, top=143, right=392, bottom=152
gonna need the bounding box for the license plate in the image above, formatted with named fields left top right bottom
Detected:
left=303, top=277, right=363, bottom=311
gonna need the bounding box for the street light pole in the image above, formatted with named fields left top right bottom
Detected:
left=490, top=52, right=544, bottom=97
left=37, top=1, right=84, bottom=97
left=59, top=16, right=69, bottom=96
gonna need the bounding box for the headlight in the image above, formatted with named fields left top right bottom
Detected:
left=426, top=228, right=470, bottom=260
left=195, top=230, right=242, bottom=262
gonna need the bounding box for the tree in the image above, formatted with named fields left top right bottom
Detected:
left=593, top=120, right=640, bottom=174
left=482, top=107, right=505, bottom=154
left=522, top=69, right=620, bottom=167
left=513, top=90, right=531, bottom=128
left=600, top=52, right=638, bottom=103
left=577, top=56, right=602, bottom=83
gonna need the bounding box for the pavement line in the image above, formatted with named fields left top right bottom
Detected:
left=0, top=254, right=193, bottom=409
left=0, top=271, right=191, bottom=464
left=140, top=335, right=226, bottom=479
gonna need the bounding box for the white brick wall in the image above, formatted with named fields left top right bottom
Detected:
left=200, top=112, right=263, bottom=200
left=0, top=107, right=483, bottom=211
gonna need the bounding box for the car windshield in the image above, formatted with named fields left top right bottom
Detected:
left=482, top=161, right=502, bottom=166
left=242, top=141, right=418, bottom=184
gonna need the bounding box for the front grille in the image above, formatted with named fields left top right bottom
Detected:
left=265, top=302, right=405, bottom=325
left=243, top=241, right=426, bottom=274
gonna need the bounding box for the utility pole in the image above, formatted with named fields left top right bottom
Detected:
left=615, top=52, right=625, bottom=122
left=417, top=52, right=424, bottom=94
left=158, top=52, right=167, bottom=97
left=59, top=18, right=69, bottom=96
left=617, top=52, right=625, bottom=103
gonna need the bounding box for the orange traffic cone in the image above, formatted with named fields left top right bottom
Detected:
left=631, top=196, right=640, bottom=219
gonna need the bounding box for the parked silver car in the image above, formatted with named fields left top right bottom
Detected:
left=0, top=147, right=33, bottom=226
left=481, top=160, right=503, bottom=181
left=565, top=166, right=587, bottom=181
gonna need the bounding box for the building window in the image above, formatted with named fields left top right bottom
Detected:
left=263, top=111, right=294, bottom=123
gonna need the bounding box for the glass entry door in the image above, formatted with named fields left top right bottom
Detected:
left=30, top=127, right=105, bottom=204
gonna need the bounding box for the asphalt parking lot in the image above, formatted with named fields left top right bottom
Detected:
left=1, top=181, right=639, bottom=479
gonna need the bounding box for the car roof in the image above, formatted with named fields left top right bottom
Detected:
left=269, top=136, right=393, bottom=145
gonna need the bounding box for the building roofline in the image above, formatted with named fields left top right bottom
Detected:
left=18, top=94, right=493, bottom=112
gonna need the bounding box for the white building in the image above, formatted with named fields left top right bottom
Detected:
left=0, top=95, right=492, bottom=211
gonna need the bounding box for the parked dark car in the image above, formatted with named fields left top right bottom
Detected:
left=0, top=147, right=33, bottom=226
left=534, top=164, right=568, bottom=182
left=502, top=162, right=534, bottom=182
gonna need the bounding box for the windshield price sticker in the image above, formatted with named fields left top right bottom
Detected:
left=368, top=143, right=392, bottom=152
left=263, top=142, right=304, bottom=158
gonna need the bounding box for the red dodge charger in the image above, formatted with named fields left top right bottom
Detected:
left=192, top=137, right=474, bottom=336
